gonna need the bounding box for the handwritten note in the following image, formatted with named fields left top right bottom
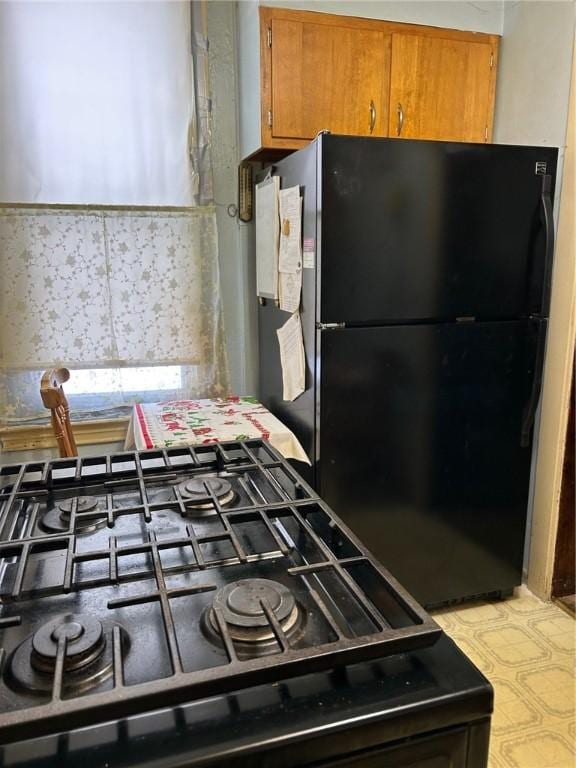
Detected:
left=276, top=313, right=305, bottom=402
left=278, top=186, right=302, bottom=312
left=278, top=186, right=302, bottom=274
left=279, top=270, right=302, bottom=315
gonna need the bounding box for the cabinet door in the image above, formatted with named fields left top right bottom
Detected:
left=271, top=19, right=390, bottom=140
left=389, top=33, right=496, bottom=142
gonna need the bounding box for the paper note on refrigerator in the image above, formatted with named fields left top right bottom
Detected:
left=278, top=189, right=303, bottom=312
left=278, top=187, right=302, bottom=274
left=279, top=268, right=302, bottom=314
left=255, top=176, right=280, bottom=299
left=277, top=312, right=305, bottom=402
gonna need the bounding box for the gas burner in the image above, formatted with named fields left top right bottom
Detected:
left=7, top=614, right=129, bottom=695
left=40, top=495, right=106, bottom=534
left=204, top=579, right=303, bottom=655
left=177, top=476, right=236, bottom=515
left=31, top=614, right=105, bottom=674
left=58, top=496, right=99, bottom=515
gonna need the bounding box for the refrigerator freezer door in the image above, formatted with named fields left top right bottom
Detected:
left=319, top=320, right=539, bottom=606
left=319, top=136, right=557, bottom=324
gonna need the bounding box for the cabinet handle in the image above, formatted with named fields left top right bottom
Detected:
left=396, top=102, right=404, bottom=136
left=369, top=100, right=376, bottom=135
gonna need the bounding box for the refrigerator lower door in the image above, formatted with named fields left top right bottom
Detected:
left=319, top=320, right=539, bottom=607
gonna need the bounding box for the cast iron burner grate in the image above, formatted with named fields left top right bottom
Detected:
left=0, top=438, right=440, bottom=745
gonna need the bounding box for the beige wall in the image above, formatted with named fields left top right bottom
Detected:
left=528, top=32, right=576, bottom=599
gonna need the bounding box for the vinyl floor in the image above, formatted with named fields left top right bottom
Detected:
left=432, top=589, right=576, bottom=768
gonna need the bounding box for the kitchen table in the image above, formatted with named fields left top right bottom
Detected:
left=125, top=396, right=310, bottom=463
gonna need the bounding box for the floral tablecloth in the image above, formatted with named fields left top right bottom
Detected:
left=125, top=397, right=310, bottom=464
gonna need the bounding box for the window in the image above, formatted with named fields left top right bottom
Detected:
left=0, top=2, right=228, bottom=426
left=64, top=366, right=186, bottom=419
left=67, top=367, right=183, bottom=397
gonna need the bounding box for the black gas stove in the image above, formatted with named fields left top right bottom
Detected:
left=0, top=439, right=492, bottom=766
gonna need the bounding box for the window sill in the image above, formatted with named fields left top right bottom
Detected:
left=0, top=418, right=130, bottom=452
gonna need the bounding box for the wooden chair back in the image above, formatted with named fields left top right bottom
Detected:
left=40, top=368, right=78, bottom=458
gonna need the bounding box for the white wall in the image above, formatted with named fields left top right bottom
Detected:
left=492, top=2, right=575, bottom=592
left=493, top=2, right=574, bottom=219
left=493, top=1, right=575, bottom=149
left=235, top=2, right=261, bottom=393
left=260, top=0, right=503, bottom=33
left=237, top=1, right=262, bottom=162
left=208, top=1, right=258, bottom=395
left=528, top=35, right=575, bottom=598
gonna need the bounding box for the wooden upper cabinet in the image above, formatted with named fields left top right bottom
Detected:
left=389, top=33, right=497, bottom=143
left=270, top=19, right=391, bottom=140
left=249, top=7, right=500, bottom=160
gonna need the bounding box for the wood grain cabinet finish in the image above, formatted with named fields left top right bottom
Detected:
left=252, top=7, right=499, bottom=160
left=389, top=33, right=497, bottom=142
left=270, top=18, right=391, bottom=140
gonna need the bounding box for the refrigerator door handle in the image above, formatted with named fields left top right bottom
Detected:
left=540, top=174, right=555, bottom=316
left=316, top=322, right=346, bottom=330
left=520, top=319, right=548, bottom=448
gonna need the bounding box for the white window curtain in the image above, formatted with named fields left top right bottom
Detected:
left=0, top=0, right=211, bottom=205
left=0, top=1, right=228, bottom=424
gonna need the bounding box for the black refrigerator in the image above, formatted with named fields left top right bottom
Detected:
left=258, top=134, right=557, bottom=607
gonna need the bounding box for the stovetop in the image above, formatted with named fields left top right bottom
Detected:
left=0, top=439, right=440, bottom=744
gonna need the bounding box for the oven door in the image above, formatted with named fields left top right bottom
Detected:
left=319, top=727, right=469, bottom=767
